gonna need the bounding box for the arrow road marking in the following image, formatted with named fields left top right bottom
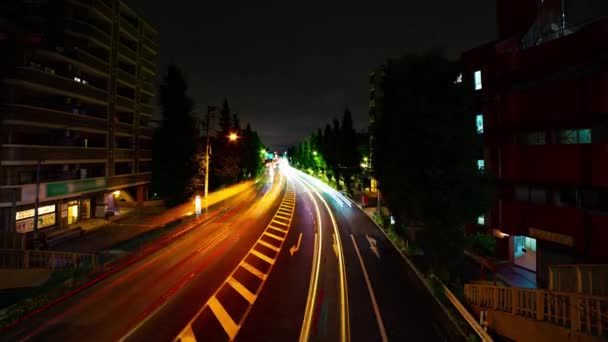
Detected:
left=290, top=232, right=303, bottom=256
left=366, top=234, right=380, bottom=259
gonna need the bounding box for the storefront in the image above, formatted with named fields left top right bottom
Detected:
left=15, top=204, right=57, bottom=233
left=511, top=235, right=537, bottom=272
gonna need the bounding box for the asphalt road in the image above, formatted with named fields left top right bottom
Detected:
left=0, top=175, right=286, bottom=342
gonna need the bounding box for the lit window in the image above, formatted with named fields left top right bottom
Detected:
left=474, top=70, right=482, bottom=90
left=558, top=129, right=591, bottom=144
left=476, top=114, right=484, bottom=134
left=528, top=131, right=546, bottom=145
left=477, top=215, right=485, bottom=226
left=477, top=159, right=485, bottom=172
left=455, top=73, right=463, bottom=84
left=73, top=77, right=81, bottom=83
left=579, top=129, right=591, bottom=144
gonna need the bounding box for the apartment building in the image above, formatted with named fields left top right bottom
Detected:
left=0, top=0, right=157, bottom=235
left=463, top=0, right=608, bottom=286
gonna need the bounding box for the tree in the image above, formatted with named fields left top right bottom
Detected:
left=331, top=118, right=341, bottom=188
left=152, top=65, right=199, bottom=207
left=372, top=52, right=493, bottom=281
left=240, top=123, right=263, bottom=178
left=340, top=108, right=360, bottom=194
left=214, top=99, right=240, bottom=185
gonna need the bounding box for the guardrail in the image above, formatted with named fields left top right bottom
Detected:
left=441, top=281, right=494, bottom=341
left=549, top=264, right=608, bottom=297
left=464, top=283, right=608, bottom=338
left=0, top=249, right=98, bottom=270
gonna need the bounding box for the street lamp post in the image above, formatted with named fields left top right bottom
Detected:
left=204, top=106, right=216, bottom=215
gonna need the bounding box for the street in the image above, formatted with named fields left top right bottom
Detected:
left=2, top=167, right=451, bottom=341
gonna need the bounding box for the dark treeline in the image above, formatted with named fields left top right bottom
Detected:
left=152, top=65, right=264, bottom=207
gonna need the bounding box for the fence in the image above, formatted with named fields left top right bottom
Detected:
left=465, top=284, right=608, bottom=338
left=0, top=249, right=98, bottom=270
left=549, top=264, right=608, bottom=297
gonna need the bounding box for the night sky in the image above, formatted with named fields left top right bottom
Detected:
left=127, top=0, right=497, bottom=151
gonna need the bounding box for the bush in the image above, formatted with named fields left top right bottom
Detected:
left=465, top=233, right=496, bottom=257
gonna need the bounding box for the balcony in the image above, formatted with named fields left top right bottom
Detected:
left=3, top=104, right=106, bottom=130
left=116, top=95, right=135, bottom=109
left=36, top=49, right=110, bottom=77
left=119, top=43, right=137, bottom=63
left=500, top=200, right=585, bottom=252
left=142, top=58, right=156, bottom=74
left=114, top=149, right=133, bottom=160
left=502, top=144, right=608, bottom=187
left=108, top=172, right=151, bottom=188
left=8, top=67, right=108, bottom=104
left=65, top=18, right=111, bottom=48
left=141, top=81, right=154, bottom=95
left=1, top=145, right=107, bottom=162
left=139, top=149, right=152, bottom=159
left=140, top=103, right=154, bottom=115
left=117, top=68, right=136, bottom=87
left=115, top=123, right=133, bottom=135
left=139, top=126, right=154, bottom=138
left=120, top=17, right=138, bottom=38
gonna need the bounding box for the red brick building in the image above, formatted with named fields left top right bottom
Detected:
left=463, top=0, right=608, bottom=286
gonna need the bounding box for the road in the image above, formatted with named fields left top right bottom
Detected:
left=1, top=174, right=288, bottom=342
left=2, top=164, right=456, bottom=341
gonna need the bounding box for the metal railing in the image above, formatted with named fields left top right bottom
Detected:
left=550, top=264, right=608, bottom=297
left=465, top=284, right=608, bottom=338
left=0, top=249, right=98, bottom=270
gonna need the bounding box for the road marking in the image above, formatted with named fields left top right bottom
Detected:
left=264, top=231, right=284, bottom=241
left=272, top=219, right=288, bottom=227
left=268, top=225, right=287, bottom=234
left=290, top=232, right=303, bottom=256
left=258, top=239, right=280, bottom=252
left=332, top=234, right=339, bottom=258
left=275, top=213, right=291, bottom=220
left=251, top=249, right=275, bottom=265
left=208, top=296, right=238, bottom=339
left=179, top=325, right=196, bottom=342
left=366, top=234, right=381, bottom=259
left=278, top=208, right=291, bottom=215
left=351, top=235, right=388, bottom=342
left=228, top=277, right=256, bottom=304
left=241, top=262, right=266, bottom=280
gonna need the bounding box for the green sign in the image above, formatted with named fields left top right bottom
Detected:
left=46, top=178, right=108, bottom=197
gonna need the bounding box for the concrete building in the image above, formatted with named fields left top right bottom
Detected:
left=0, top=0, right=157, bottom=235
left=463, top=0, right=608, bottom=286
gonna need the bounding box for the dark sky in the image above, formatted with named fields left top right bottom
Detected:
left=127, top=0, right=497, bottom=150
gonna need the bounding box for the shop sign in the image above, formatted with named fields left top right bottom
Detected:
left=61, top=203, right=68, bottom=218
left=16, top=213, right=56, bottom=233
left=529, top=227, right=574, bottom=247
left=15, top=204, right=56, bottom=220
left=46, top=178, right=107, bottom=198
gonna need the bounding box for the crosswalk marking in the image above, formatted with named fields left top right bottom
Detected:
left=257, top=239, right=280, bottom=252
left=272, top=219, right=288, bottom=226
left=268, top=225, right=287, bottom=234
left=251, top=249, right=275, bottom=265
left=264, top=231, right=284, bottom=241
left=278, top=208, right=291, bottom=215
left=208, top=296, right=238, bottom=339
left=241, top=262, right=266, bottom=280
left=275, top=213, right=291, bottom=220
left=228, top=277, right=256, bottom=304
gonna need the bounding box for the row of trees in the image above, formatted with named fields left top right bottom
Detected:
left=371, top=52, right=493, bottom=281
left=289, top=108, right=362, bottom=193
left=152, top=65, right=265, bottom=207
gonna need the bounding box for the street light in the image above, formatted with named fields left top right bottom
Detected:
left=228, top=132, right=238, bottom=141
left=313, top=151, right=317, bottom=156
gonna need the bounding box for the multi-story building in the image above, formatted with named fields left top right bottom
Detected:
left=463, top=0, right=608, bottom=286
left=0, top=0, right=157, bottom=235
left=366, top=68, right=385, bottom=194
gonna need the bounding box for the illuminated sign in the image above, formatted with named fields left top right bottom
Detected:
left=15, top=204, right=56, bottom=220
left=16, top=213, right=56, bottom=234
left=529, top=228, right=574, bottom=247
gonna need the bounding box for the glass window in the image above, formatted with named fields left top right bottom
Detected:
left=559, top=129, right=577, bottom=144
left=528, top=131, right=546, bottom=145
left=477, top=159, right=485, bottom=172
left=477, top=214, right=485, bottom=226
left=578, top=129, right=591, bottom=144
left=558, top=129, right=591, bottom=144
left=530, top=187, right=547, bottom=204
left=474, top=70, right=482, bottom=90
left=555, top=188, right=578, bottom=207
left=515, top=186, right=529, bottom=202
left=476, top=114, right=484, bottom=134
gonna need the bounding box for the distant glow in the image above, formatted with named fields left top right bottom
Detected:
left=477, top=215, right=485, bottom=226
left=493, top=229, right=509, bottom=239
left=474, top=70, right=482, bottom=90
left=313, top=151, right=317, bottom=156
left=390, top=216, right=395, bottom=225
left=455, top=73, right=463, bottom=84
left=74, top=77, right=81, bottom=83
left=113, top=190, right=120, bottom=196
left=195, top=195, right=201, bottom=216
left=228, top=132, right=238, bottom=141
left=476, top=114, right=484, bottom=134
left=477, top=159, right=485, bottom=172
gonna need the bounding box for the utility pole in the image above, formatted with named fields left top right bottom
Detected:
left=204, top=106, right=216, bottom=215
left=32, top=159, right=42, bottom=249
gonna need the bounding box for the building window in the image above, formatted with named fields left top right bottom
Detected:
left=477, top=159, right=485, bottom=172
left=555, top=188, right=578, bottom=208
left=515, top=186, right=547, bottom=205
left=558, top=128, right=591, bottom=144
left=528, top=131, right=546, bottom=145
left=477, top=214, right=485, bottom=226
left=474, top=70, right=482, bottom=90
left=455, top=73, right=463, bottom=84
left=476, top=114, right=484, bottom=134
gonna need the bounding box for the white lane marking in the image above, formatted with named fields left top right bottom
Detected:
left=351, top=235, right=388, bottom=342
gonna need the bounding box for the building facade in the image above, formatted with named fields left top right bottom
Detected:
left=0, top=0, right=156, bottom=235
left=463, top=0, right=608, bottom=286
